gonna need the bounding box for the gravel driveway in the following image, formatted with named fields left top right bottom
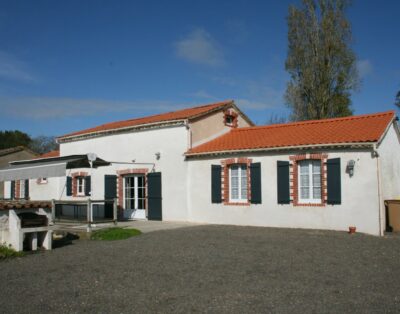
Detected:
left=1, top=225, right=400, bottom=313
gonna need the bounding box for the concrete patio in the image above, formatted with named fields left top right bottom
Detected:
left=54, top=220, right=203, bottom=235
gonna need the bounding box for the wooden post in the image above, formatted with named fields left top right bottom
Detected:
left=86, top=199, right=92, bottom=232
left=51, top=199, right=55, bottom=224
left=113, top=198, right=118, bottom=225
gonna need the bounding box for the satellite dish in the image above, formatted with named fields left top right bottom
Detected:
left=87, top=153, right=97, bottom=162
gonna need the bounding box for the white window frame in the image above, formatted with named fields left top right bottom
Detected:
left=298, top=160, right=322, bottom=204
left=123, top=175, right=146, bottom=210
left=19, top=180, right=25, bottom=199
left=76, top=177, right=85, bottom=197
left=229, top=164, right=248, bottom=203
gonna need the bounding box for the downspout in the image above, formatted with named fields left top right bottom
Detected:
left=373, top=144, right=384, bottom=236
left=184, top=120, right=191, bottom=221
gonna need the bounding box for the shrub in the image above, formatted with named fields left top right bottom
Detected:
left=0, top=244, right=24, bottom=260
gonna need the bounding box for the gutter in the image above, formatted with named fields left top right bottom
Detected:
left=185, top=142, right=376, bottom=158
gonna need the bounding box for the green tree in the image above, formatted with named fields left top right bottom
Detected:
left=0, top=130, right=32, bottom=150
left=285, top=0, right=358, bottom=121
left=396, top=90, right=400, bottom=108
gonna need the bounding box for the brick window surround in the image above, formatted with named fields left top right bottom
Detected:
left=289, top=153, right=328, bottom=207
left=116, top=169, right=148, bottom=214
left=221, top=157, right=252, bottom=206
left=223, top=109, right=238, bottom=128
left=15, top=180, right=21, bottom=199
left=71, top=171, right=88, bottom=197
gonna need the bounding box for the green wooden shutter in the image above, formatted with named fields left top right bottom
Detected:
left=250, top=163, right=262, bottom=204
left=10, top=181, right=15, bottom=199
left=277, top=161, right=290, bottom=204
left=148, top=172, right=162, bottom=220
left=211, top=165, right=222, bottom=203
left=24, top=179, right=29, bottom=199
left=327, top=158, right=341, bottom=204
left=104, top=175, right=117, bottom=199
left=66, top=177, right=72, bottom=196
left=84, top=176, right=91, bottom=196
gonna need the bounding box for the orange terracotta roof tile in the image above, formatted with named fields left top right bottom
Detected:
left=35, top=150, right=60, bottom=159
left=187, top=110, right=396, bottom=155
left=59, top=100, right=234, bottom=139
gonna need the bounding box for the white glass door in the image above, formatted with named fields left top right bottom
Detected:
left=124, top=175, right=146, bottom=219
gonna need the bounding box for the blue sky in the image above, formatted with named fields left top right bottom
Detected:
left=0, top=0, right=399, bottom=137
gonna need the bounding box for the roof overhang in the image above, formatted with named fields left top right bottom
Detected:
left=185, top=142, right=376, bottom=158
left=0, top=155, right=110, bottom=181
left=57, top=120, right=186, bottom=143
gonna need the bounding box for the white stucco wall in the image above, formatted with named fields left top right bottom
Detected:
left=4, top=177, right=64, bottom=201
left=59, top=125, right=189, bottom=221
left=29, top=177, right=65, bottom=200
left=377, top=123, right=400, bottom=200
left=187, top=149, right=381, bottom=235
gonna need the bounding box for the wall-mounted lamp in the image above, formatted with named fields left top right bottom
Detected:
left=347, top=160, right=355, bottom=177
left=155, top=152, right=161, bottom=160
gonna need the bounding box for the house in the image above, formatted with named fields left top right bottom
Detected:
left=1, top=101, right=399, bottom=236
left=0, top=146, right=38, bottom=199
left=185, top=110, right=400, bottom=236
left=2, top=100, right=252, bottom=221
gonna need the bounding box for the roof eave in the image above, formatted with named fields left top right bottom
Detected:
left=185, top=142, right=376, bottom=158
left=376, top=114, right=398, bottom=147
left=230, top=103, right=255, bottom=126
left=57, top=120, right=187, bottom=143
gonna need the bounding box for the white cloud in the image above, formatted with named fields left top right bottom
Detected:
left=0, top=96, right=181, bottom=119
left=189, top=90, right=217, bottom=100
left=0, top=51, right=34, bottom=82
left=175, top=28, right=225, bottom=66
left=357, top=59, right=373, bottom=79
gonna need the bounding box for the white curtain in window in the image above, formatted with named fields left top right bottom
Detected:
left=298, top=160, right=321, bottom=202
left=230, top=164, right=247, bottom=201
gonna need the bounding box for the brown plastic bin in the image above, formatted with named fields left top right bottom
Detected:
left=385, top=200, right=400, bottom=232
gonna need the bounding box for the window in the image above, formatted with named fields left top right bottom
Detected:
left=224, top=110, right=238, bottom=128
left=76, top=177, right=85, bottom=196
left=19, top=180, right=25, bottom=199
left=38, top=177, right=48, bottom=184
left=298, top=160, right=321, bottom=203
left=229, top=164, right=248, bottom=202
left=225, top=115, right=234, bottom=125
left=124, top=175, right=145, bottom=210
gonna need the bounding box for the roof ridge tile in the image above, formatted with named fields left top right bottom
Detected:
left=233, top=110, right=395, bottom=132
left=59, top=100, right=234, bottom=139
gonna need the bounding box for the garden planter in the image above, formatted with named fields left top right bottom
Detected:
left=348, top=226, right=356, bottom=234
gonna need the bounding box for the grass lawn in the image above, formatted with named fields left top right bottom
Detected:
left=90, top=227, right=141, bottom=241
left=0, top=244, right=24, bottom=260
